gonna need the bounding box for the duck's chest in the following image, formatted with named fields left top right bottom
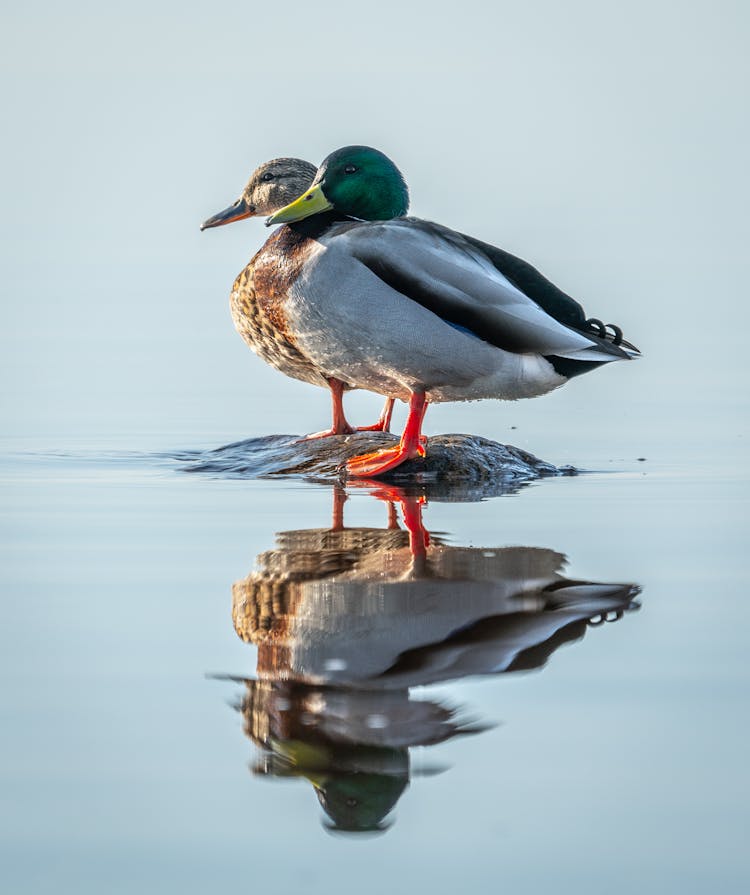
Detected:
left=230, top=230, right=327, bottom=386
left=251, top=227, right=315, bottom=335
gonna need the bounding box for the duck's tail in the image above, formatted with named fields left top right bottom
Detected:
left=583, top=318, right=640, bottom=357
left=544, top=319, right=640, bottom=378
left=554, top=317, right=640, bottom=363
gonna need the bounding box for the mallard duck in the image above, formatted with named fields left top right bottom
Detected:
left=264, top=145, right=640, bottom=477
left=200, top=157, right=394, bottom=436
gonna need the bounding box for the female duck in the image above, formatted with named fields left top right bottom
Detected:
left=265, top=146, right=639, bottom=478
left=201, top=157, right=394, bottom=436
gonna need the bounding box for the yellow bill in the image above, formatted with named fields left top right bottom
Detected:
left=265, top=183, right=333, bottom=226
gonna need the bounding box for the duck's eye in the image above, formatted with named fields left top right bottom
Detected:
left=261, top=172, right=275, bottom=182
left=343, top=164, right=358, bottom=174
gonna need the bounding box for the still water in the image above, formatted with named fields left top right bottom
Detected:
left=1, top=434, right=747, bottom=894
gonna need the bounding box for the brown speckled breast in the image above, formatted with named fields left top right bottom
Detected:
left=230, top=226, right=331, bottom=388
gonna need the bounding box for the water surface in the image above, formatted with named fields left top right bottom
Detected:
left=2, top=439, right=747, bottom=893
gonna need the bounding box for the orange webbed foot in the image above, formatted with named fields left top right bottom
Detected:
left=355, top=422, right=389, bottom=433
left=354, top=397, right=396, bottom=433
left=346, top=391, right=428, bottom=478
left=346, top=446, right=410, bottom=477
left=299, top=424, right=356, bottom=441
left=346, top=443, right=424, bottom=477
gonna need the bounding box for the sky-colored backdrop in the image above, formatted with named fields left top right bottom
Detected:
left=2, top=5, right=750, bottom=892
left=1, top=0, right=748, bottom=462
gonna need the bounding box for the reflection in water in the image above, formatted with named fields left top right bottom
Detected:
left=233, top=680, right=484, bottom=834
left=222, top=486, right=640, bottom=834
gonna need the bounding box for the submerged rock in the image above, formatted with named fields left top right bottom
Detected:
left=176, top=432, right=576, bottom=496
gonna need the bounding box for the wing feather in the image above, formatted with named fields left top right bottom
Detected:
left=335, top=219, right=629, bottom=361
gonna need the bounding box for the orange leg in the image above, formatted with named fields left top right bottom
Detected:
left=362, top=482, right=430, bottom=558
left=346, top=391, right=428, bottom=478
left=330, top=485, right=347, bottom=532
left=400, top=494, right=430, bottom=561
left=304, top=384, right=395, bottom=439
left=386, top=500, right=400, bottom=530
left=355, top=397, right=395, bottom=434
left=303, top=379, right=357, bottom=439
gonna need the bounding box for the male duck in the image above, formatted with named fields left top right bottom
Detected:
left=263, top=146, right=639, bottom=478
left=201, top=157, right=394, bottom=436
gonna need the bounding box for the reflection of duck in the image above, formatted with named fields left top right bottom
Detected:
left=201, top=157, right=394, bottom=437
left=233, top=487, right=639, bottom=688
left=223, top=486, right=640, bottom=833
left=231, top=678, right=483, bottom=834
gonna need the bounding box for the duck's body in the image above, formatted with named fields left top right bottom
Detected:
left=266, top=215, right=631, bottom=405
left=262, top=146, right=639, bottom=477
left=201, top=157, right=394, bottom=435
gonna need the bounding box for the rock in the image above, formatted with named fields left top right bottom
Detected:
left=176, top=432, right=576, bottom=498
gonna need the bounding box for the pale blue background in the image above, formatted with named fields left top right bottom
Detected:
left=2, top=0, right=748, bottom=458
left=1, top=2, right=749, bottom=893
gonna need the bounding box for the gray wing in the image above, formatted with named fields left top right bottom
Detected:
left=335, top=219, right=630, bottom=361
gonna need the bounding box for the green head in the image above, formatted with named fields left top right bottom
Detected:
left=266, top=145, right=409, bottom=226
left=315, top=770, right=408, bottom=834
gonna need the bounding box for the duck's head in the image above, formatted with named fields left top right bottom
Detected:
left=200, top=158, right=317, bottom=231
left=266, top=146, right=409, bottom=226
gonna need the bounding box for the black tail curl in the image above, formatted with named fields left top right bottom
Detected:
left=584, top=317, right=639, bottom=354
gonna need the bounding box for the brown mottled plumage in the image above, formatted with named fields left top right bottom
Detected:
left=231, top=230, right=328, bottom=389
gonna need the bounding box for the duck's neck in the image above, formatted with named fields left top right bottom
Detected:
left=287, top=210, right=351, bottom=241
